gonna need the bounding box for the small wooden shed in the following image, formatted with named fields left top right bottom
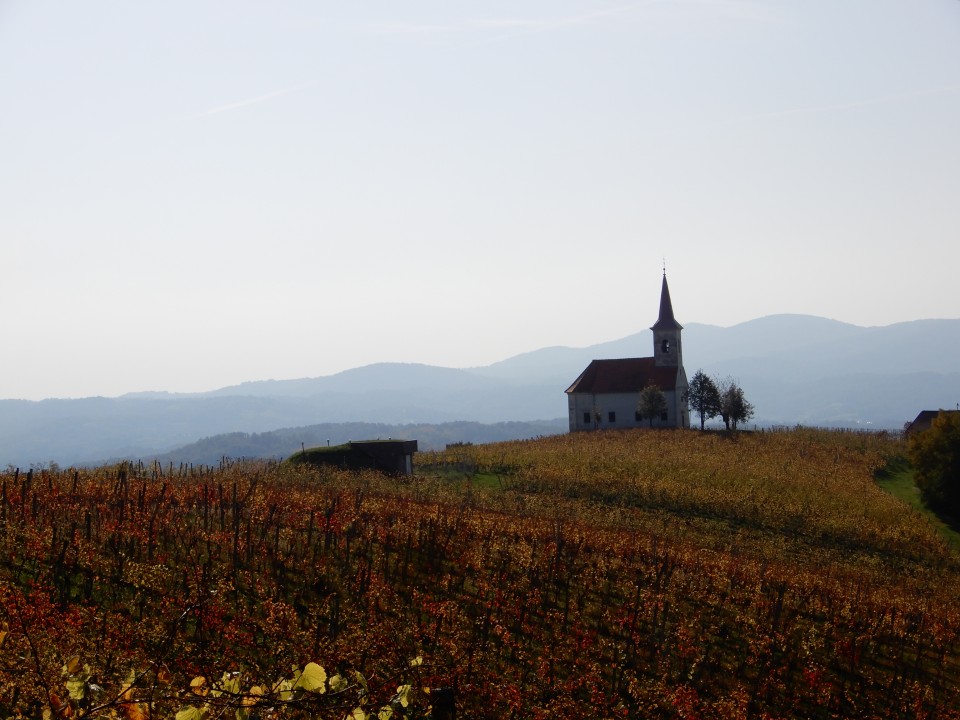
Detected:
left=291, top=439, right=418, bottom=476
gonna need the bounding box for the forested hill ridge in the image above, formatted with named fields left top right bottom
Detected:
left=139, top=420, right=568, bottom=467
left=2, top=314, right=958, bottom=468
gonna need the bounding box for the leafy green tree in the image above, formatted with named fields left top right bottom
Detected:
left=637, top=384, right=668, bottom=427
left=720, top=381, right=754, bottom=430
left=689, top=370, right=722, bottom=430
left=909, top=411, right=960, bottom=516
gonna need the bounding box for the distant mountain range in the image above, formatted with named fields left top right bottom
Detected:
left=2, top=314, right=958, bottom=468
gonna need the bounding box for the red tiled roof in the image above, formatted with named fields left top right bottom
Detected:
left=565, top=357, right=680, bottom=394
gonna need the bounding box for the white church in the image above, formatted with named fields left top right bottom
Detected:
left=565, top=273, right=690, bottom=431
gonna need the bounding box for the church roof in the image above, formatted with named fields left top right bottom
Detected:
left=565, top=357, right=680, bottom=394
left=651, top=273, right=683, bottom=331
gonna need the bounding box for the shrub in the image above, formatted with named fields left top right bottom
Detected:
left=909, top=411, right=960, bottom=516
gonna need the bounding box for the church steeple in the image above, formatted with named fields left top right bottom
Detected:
left=651, top=272, right=682, bottom=367
left=651, top=272, right=682, bottom=332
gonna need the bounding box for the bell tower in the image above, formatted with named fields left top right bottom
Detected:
left=651, top=272, right=682, bottom=368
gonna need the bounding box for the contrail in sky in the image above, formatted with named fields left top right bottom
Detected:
left=190, top=82, right=314, bottom=120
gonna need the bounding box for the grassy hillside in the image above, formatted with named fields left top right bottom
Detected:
left=1, top=429, right=957, bottom=718
left=874, top=455, right=960, bottom=553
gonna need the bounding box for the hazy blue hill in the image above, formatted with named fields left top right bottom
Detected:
left=204, top=363, right=508, bottom=398
left=732, top=371, right=960, bottom=427
left=684, top=315, right=863, bottom=369
left=467, top=346, right=589, bottom=384
left=144, top=419, right=568, bottom=466
left=2, top=315, right=958, bottom=468
left=467, top=314, right=960, bottom=427
left=0, top=395, right=326, bottom=467
left=0, top=378, right=565, bottom=468
left=469, top=315, right=869, bottom=385
left=834, top=320, right=960, bottom=375
left=470, top=313, right=960, bottom=384
left=709, top=319, right=955, bottom=377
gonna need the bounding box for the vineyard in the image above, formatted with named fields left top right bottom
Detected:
left=1, top=428, right=959, bottom=718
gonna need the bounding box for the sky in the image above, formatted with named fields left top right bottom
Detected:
left=1, top=0, right=959, bottom=400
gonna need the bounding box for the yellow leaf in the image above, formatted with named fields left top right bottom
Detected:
left=294, top=663, right=327, bottom=693
left=272, top=678, right=293, bottom=703
left=353, top=671, right=368, bottom=695
left=175, top=706, right=203, bottom=720
left=64, top=678, right=86, bottom=701
left=218, top=672, right=240, bottom=696
left=328, top=674, right=349, bottom=693
left=64, top=656, right=82, bottom=675
left=190, top=677, right=208, bottom=697
left=242, top=686, right=263, bottom=707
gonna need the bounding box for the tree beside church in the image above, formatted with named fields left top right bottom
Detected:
left=565, top=273, right=690, bottom=432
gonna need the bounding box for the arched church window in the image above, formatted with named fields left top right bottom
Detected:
left=661, top=339, right=670, bottom=353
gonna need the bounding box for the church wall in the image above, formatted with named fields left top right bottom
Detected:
left=673, top=369, right=691, bottom=429
left=568, top=391, right=687, bottom=432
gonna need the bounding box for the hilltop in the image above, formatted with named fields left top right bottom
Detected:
left=1, top=314, right=958, bottom=467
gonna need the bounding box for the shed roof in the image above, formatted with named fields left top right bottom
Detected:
left=565, top=357, right=680, bottom=394
left=910, top=410, right=941, bottom=426
left=906, top=409, right=960, bottom=435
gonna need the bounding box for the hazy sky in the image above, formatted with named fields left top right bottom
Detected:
left=2, top=1, right=959, bottom=400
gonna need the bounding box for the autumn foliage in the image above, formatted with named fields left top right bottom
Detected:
left=909, top=411, right=960, bottom=516
left=1, top=428, right=959, bottom=718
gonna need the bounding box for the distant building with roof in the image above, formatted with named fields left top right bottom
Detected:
left=905, top=409, right=960, bottom=437
left=565, top=273, right=690, bottom=432
left=290, top=439, right=418, bottom=475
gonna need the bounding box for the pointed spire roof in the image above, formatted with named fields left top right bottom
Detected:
left=651, top=272, right=683, bottom=331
